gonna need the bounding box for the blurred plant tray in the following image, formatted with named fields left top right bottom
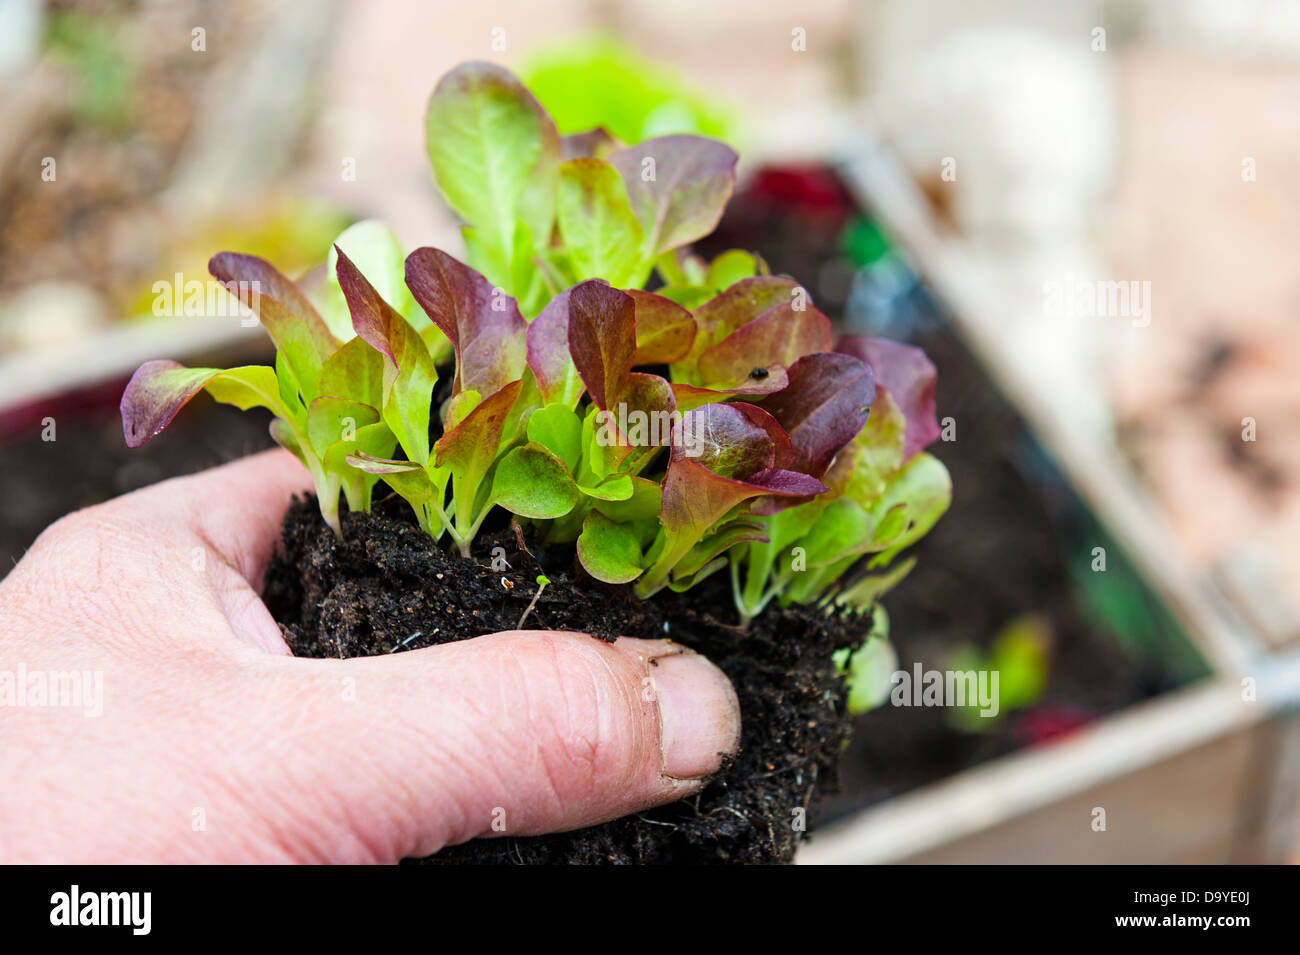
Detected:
left=787, top=135, right=1300, bottom=863
left=0, top=314, right=265, bottom=415
left=0, top=325, right=275, bottom=572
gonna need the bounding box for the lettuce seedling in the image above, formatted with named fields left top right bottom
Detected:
left=120, top=59, right=951, bottom=649
left=728, top=336, right=951, bottom=622
left=425, top=61, right=738, bottom=316
left=121, top=250, right=398, bottom=536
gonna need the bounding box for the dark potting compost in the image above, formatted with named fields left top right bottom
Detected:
left=264, top=494, right=861, bottom=864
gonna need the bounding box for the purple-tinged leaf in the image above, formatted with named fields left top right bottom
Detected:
left=696, top=301, right=832, bottom=387
left=562, top=128, right=619, bottom=160
left=638, top=453, right=827, bottom=598
left=526, top=288, right=583, bottom=407
left=336, top=247, right=438, bottom=466
left=837, top=336, right=940, bottom=460
left=617, top=371, right=677, bottom=459
left=673, top=276, right=802, bottom=381
left=335, top=248, right=410, bottom=365
left=567, top=279, right=634, bottom=411
left=208, top=252, right=329, bottom=338
left=672, top=403, right=776, bottom=479
left=434, top=378, right=524, bottom=497
left=405, top=246, right=528, bottom=397
left=121, top=361, right=289, bottom=448
left=590, top=371, right=678, bottom=474
left=761, top=352, right=874, bottom=478
left=728, top=402, right=795, bottom=470
left=670, top=367, right=790, bottom=411
left=693, top=276, right=802, bottom=342
left=742, top=468, right=828, bottom=496
left=122, top=361, right=218, bottom=448
left=320, top=220, right=415, bottom=341
left=622, top=372, right=677, bottom=426
left=209, top=253, right=339, bottom=399
left=608, top=135, right=738, bottom=257
left=659, top=460, right=751, bottom=538
left=660, top=458, right=826, bottom=537
left=627, top=289, right=695, bottom=365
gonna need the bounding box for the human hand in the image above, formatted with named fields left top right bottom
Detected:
left=0, top=449, right=740, bottom=863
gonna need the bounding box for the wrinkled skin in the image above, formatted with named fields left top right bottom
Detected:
left=0, top=450, right=739, bottom=863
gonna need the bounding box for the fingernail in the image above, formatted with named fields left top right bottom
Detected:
left=650, top=649, right=741, bottom=780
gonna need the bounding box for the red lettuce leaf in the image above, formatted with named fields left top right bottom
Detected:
left=121, top=361, right=287, bottom=449
left=761, top=352, right=874, bottom=478
left=675, top=276, right=803, bottom=381
left=526, top=287, right=582, bottom=406
left=837, top=336, right=940, bottom=460
left=671, top=402, right=801, bottom=485
left=627, top=289, right=696, bottom=365
left=336, top=248, right=414, bottom=366
left=562, top=128, right=620, bottom=160
left=607, top=135, right=738, bottom=257
left=336, top=247, right=438, bottom=465
left=208, top=252, right=333, bottom=347
left=405, top=246, right=527, bottom=396
left=728, top=402, right=795, bottom=470
left=670, top=369, right=790, bottom=411
left=566, top=279, right=634, bottom=411
left=209, top=252, right=339, bottom=398
left=635, top=404, right=825, bottom=597
left=696, top=300, right=832, bottom=386
left=434, top=379, right=524, bottom=490
left=660, top=460, right=825, bottom=546
left=121, top=361, right=222, bottom=448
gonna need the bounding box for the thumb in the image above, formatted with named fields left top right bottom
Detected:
left=281, top=629, right=741, bottom=859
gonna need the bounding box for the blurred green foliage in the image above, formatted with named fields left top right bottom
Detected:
left=521, top=37, right=738, bottom=146
left=833, top=604, right=897, bottom=715
left=1062, top=516, right=1211, bottom=683
left=46, top=10, right=133, bottom=129
left=947, top=614, right=1052, bottom=732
